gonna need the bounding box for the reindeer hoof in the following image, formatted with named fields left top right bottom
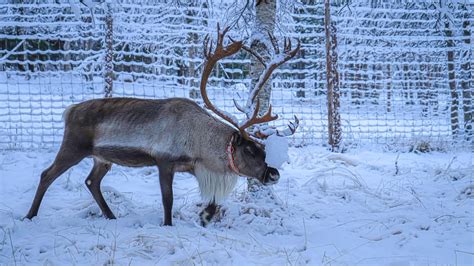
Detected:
left=24, top=212, right=36, bottom=221
left=200, top=203, right=219, bottom=227
left=104, top=213, right=117, bottom=220
left=200, top=209, right=212, bottom=227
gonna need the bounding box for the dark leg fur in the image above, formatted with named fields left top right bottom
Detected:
left=25, top=147, right=86, bottom=219
left=159, top=164, right=174, bottom=226
left=85, top=159, right=115, bottom=219
left=200, top=201, right=218, bottom=227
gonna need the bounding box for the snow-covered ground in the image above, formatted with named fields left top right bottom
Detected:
left=0, top=147, right=472, bottom=265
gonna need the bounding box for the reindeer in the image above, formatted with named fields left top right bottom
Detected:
left=25, top=25, right=300, bottom=226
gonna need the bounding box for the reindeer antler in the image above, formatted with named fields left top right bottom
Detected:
left=248, top=33, right=301, bottom=105
left=201, top=26, right=301, bottom=141
left=253, top=115, right=300, bottom=139
left=234, top=33, right=301, bottom=139
left=200, top=24, right=243, bottom=131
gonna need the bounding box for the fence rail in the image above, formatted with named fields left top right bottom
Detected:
left=0, top=0, right=473, bottom=150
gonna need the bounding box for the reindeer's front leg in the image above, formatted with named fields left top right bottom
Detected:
left=158, top=164, right=174, bottom=226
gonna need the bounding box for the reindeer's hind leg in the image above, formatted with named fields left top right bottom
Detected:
left=25, top=146, right=87, bottom=219
left=85, top=158, right=115, bottom=219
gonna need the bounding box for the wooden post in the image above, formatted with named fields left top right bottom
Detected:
left=386, top=64, right=392, bottom=112
left=324, top=0, right=342, bottom=152
left=104, top=3, right=114, bottom=98
left=460, top=8, right=472, bottom=140
left=445, top=20, right=459, bottom=136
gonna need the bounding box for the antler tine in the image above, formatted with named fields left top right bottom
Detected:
left=243, top=45, right=266, bottom=66
left=200, top=24, right=244, bottom=132
left=229, top=36, right=266, bottom=66
left=240, top=98, right=261, bottom=131
left=216, top=26, right=223, bottom=46
left=249, top=36, right=301, bottom=105
left=252, top=115, right=300, bottom=139
left=283, top=37, right=289, bottom=53
left=227, top=35, right=238, bottom=44
left=233, top=35, right=300, bottom=140
left=237, top=101, right=260, bottom=139
left=215, top=23, right=231, bottom=49
left=209, top=40, right=214, bottom=58
left=268, top=32, right=279, bottom=55
left=240, top=101, right=278, bottom=133
left=278, top=115, right=299, bottom=136
left=255, top=104, right=279, bottom=124
left=222, top=25, right=231, bottom=36
left=288, top=38, right=301, bottom=58
left=232, top=98, right=247, bottom=115
left=203, top=34, right=210, bottom=58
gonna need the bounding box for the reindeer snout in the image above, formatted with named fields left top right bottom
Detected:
left=263, top=167, right=280, bottom=185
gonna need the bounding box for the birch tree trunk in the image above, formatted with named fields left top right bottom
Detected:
left=250, top=0, right=276, bottom=115
left=247, top=0, right=277, bottom=192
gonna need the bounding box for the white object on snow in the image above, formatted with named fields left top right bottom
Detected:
left=264, top=134, right=289, bottom=169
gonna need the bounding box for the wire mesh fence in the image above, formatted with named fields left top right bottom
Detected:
left=0, top=0, right=473, bottom=150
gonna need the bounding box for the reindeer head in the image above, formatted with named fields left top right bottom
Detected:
left=200, top=24, right=300, bottom=185
left=225, top=132, right=277, bottom=185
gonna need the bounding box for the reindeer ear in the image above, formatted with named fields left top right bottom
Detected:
left=232, top=132, right=243, bottom=146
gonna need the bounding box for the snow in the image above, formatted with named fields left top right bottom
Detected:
left=0, top=147, right=472, bottom=265
left=264, top=134, right=289, bottom=169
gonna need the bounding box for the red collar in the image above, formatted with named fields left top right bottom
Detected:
left=226, top=135, right=243, bottom=175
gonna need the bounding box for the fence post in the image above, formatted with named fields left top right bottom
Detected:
left=324, top=0, right=342, bottom=152
left=445, top=20, right=459, bottom=137
left=104, top=3, right=114, bottom=98
left=460, top=5, right=473, bottom=141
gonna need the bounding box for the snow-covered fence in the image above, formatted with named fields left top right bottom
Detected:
left=0, top=0, right=473, bottom=150
left=334, top=1, right=473, bottom=149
